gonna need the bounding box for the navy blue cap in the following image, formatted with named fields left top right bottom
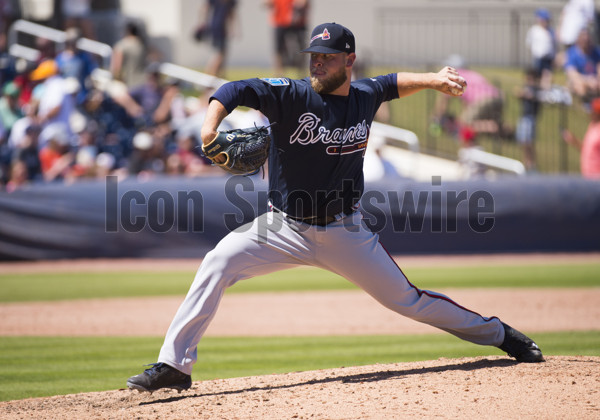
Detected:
left=301, top=22, right=355, bottom=54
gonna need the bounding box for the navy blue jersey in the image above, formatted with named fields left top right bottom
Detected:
left=211, top=74, right=398, bottom=218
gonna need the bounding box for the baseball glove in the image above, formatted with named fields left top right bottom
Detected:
left=201, top=125, right=271, bottom=175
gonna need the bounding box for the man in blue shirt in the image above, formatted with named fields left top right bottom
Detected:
left=565, top=27, right=600, bottom=100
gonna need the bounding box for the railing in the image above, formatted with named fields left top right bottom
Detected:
left=8, top=43, right=40, bottom=62
left=372, top=121, right=526, bottom=178
left=8, top=19, right=113, bottom=69
left=371, top=121, right=420, bottom=154
left=158, top=62, right=227, bottom=90
left=459, top=147, right=526, bottom=177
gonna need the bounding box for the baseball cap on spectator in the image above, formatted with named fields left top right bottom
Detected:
left=30, top=60, right=58, bottom=81
left=535, top=8, right=551, bottom=21
left=301, top=23, right=355, bottom=54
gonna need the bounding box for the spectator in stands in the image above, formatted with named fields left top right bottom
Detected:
left=61, top=0, right=95, bottom=40
left=195, top=0, right=238, bottom=77
left=12, top=62, right=36, bottom=108
left=526, top=8, right=556, bottom=90
left=558, top=0, right=595, bottom=51
left=0, top=120, right=9, bottom=185
left=55, top=28, right=98, bottom=105
left=564, top=27, right=600, bottom=105
left=70, top=127, right=98, bottom=179
left=264, top=0, right=309, bottom=76
left=515, top=68, right=543, bottom=172
left=127, top=130, right=165, bottom=179
left=8, top=94, right=39, bottom=152
left=5, top=159, right=28, bottom=192
left=30, top=60, right=77, bottom=147
left=165, top=151, right=185, bottom=175
left=11, top=124, right=42, bottom=182
left=172, top=129, right=215, bottom=176
left=79, top=87, right=134, bottom=166
left=172, top=88, right=219, bottom=141
left=0, top=81, right=23, bottom=137
left=363, top=134, right=401, bottom=182
left=111, top=22, right=147, bottom=88
left=35, top=37, right=56, bottom=63
left=38, top=124, right=74, bottom=182
left=95, top=151, right=117, bottom=179
left=433, top=54, right=507, bottom=145
left=113, top=62, right=181, bottom=130
left=562, top=97, right=600, bottom=179
left=4, top=159, right=28, bottom=191
left=0, top=31, right=16, bottom=88
left=0, top=0, right=18, bottom=40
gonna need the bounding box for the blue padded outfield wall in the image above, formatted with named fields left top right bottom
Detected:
left=0, top=175, right=599, bottom=261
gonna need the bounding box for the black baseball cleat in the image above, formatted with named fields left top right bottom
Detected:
left=127, top=363, right=192, bottom=393
left=498, top=322, right=545, bottom=363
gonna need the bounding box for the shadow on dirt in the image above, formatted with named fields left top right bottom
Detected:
left=138, top=357, right=518, bottom=406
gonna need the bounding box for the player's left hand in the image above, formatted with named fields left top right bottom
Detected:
left=201, top=126, right=271, bottom=176
left=436, top=66, right=467, bottom=97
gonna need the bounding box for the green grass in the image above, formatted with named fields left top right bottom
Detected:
left=0, top=331, right=598, bottom=402
left=1, top=261, right=597, bottom=401
left=1, top=263, right=598, bottom=303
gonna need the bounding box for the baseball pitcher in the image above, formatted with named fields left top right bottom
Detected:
left=127, top=22, right=543, bottom=393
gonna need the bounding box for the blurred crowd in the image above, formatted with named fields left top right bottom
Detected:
left=1, top=0, right=599, bottom=193
left=0, top=0, right=302, bottom=193
left=0, top=25, right=267, bottom=193
left=430, top=1, right=600, bottom=178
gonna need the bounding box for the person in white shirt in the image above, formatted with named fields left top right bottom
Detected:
left=526, top=8, right=556, bottom=89
left=558, top=0, right=595, bottom=49
left=29, top=60, right=76, bottom=148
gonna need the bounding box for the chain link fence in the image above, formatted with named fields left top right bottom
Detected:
left=370, top=4, right=587, bottom=174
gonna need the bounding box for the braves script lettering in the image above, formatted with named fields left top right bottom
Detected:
left=289, top=113, right=370, bottom=146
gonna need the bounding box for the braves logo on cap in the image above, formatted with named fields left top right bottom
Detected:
left=310, top=28, right=330, bottom=43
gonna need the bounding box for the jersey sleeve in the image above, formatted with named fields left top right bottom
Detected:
left=352, top=73, right=399, bottom=104
left=210, top=78, right=290, bottom=121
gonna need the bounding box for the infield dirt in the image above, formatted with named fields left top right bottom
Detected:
left=1, top=356, right=599, bottom=419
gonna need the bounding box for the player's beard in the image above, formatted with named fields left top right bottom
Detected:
left=310, top=66, right=347, bottom=94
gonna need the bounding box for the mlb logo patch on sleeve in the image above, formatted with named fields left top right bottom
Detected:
left=261, top=78, right=290, bottom=86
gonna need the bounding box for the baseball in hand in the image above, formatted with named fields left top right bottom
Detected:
left=450, top=85, right=465, bottom=96
left=449, top=75, right=467, bottom=96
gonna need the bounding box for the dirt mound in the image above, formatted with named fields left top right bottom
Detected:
left=2, top=356, right=598, bottom=419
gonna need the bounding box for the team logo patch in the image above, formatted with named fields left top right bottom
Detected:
left=261, top=78, right=290, bottom=86
left=310, top=28, right=330, bottom=43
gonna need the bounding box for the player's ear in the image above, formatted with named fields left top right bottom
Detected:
left=346, top=53, right=356, bottom=68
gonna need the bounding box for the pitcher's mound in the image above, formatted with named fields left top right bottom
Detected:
left=2, top=356, right=598, bottom=419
